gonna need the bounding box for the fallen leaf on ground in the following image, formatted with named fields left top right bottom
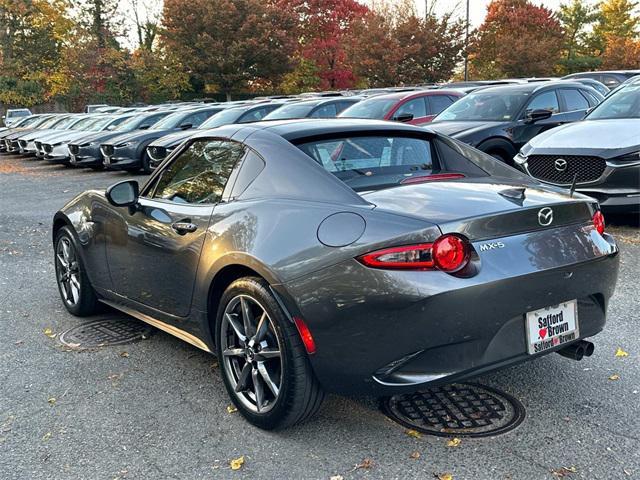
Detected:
left=119, top=351, right=129, bottom=358
left=623, top=468, right=632, bottom=476
left=446, top=437, right=461, bottom=448
left=47, top=397, right=56, bottom=405
left=405, top=429, right=422, bottom=439
left=609, top=374, right=620, bottom=381
left=551, top=466, right=577, bottom=477
left=43, top=328, right=56, bottom=338
left=42, top=432, right=51, bottom=441
left=410, top=451, right=420, bottom=459
left=615, top=347, right=629, bottom=357
left=226, top=405, right=238, bottom=414
left=435, top=473, right=453, bottom=480
left=355, top=458, right=374, bottom=470
left=329, top=476, right=344, bottom=480
left=229, top=456, right=244, bottom=471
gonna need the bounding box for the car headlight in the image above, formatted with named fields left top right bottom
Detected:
left=613, top=150, right=640, bottom=162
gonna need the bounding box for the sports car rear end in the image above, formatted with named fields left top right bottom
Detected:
left=280, top=180, right=619, bottom=396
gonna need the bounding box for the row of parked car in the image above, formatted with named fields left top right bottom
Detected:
left=1, top=71, right=638, bottom=213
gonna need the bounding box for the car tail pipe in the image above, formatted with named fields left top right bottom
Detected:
left=557, top=340, right=595, bottom=361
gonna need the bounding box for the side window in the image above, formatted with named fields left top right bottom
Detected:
left=152, top=140, right=246, bottom=204
left=336, top=101, right=357, bottom=113
left=559, top=89, right=589, bottom=112
left=428, top=95, right=455, bottom=115
left=526, top=91, right=559, bottom=113
left=581, top=89, right=599, bottom=107
left=310, top=103, right=338, bottom=118
left=395, top=98, right=427, bottom=119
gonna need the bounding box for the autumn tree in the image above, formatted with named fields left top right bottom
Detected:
left=160, top=0, right=297, bottom=100
left=0, top=0, right=73, bottom=106
left=468, top=0, right=564, bottom=79
left=278, top=0, right=369, bottom=90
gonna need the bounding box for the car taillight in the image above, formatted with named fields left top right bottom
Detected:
left=593, top=210, right=605, bottom=235
left=357, top=234, right=470, bottom=273
left=432, top=234, right=470, bottom=272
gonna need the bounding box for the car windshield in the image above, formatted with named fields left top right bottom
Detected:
left=88, top=116, right=116, bottom=131
left=434, top=91, right=527, bottom=121
left=150, top=111, right=191, bottom=130
left=586, top=85, right=640, bottom=120
left=8, top=109, right=30, bottom=118
left=263, top=103, right=315, bottom=120
left=338, top=98, right=397, bottom=119
left=199, top=108, right=244, bottom=128
left=31, top=116, right=56, bottom=128
left=296, top=135, right=433, bottom=191
left=39, top=116, right=65, bottom=129
left=10, top=116, right=35, bottom=127
left=70, top=117, right=99, bottom=130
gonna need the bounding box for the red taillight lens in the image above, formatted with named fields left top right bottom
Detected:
left=432, top=234, right=470, bottom=272
left=358, top=243, right=435, bottom=270
left=593, top=210, right=605, bottom=235
left=357, top=234, right=470, bottom=273
left=293, top=317, right=316, bottom=354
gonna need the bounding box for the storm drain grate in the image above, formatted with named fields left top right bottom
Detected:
left=59, top=317, right=153, bottom=348
left=381, top=383, right=525, bottom=438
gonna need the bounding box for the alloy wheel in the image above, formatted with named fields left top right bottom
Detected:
left=56, top=237, right=81, bottom=306
left=221, top=295, right=283, bottom=414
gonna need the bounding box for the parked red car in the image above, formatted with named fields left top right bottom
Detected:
left=338, top=90, right=464, bottom=125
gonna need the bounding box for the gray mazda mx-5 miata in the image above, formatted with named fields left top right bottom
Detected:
left=52, top=119, right=619, bottom=429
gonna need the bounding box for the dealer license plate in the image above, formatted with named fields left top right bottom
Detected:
left=526, top=300, right=579, bottom=355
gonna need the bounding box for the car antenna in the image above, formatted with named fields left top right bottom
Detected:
left=569, top=173, right=578, bottom=197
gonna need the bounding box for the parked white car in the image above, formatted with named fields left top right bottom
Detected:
left=2, top=108, right=32, bottom=127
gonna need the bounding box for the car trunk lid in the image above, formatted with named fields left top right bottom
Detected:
left=361, top=178, right=595, bottom=241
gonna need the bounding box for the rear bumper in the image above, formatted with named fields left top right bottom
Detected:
left=281, top=227, right=619, bottom=395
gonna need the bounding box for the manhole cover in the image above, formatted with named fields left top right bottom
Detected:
left=59, top=317, right=153, bottom=348
left=381, top=383, right=525, bottom=438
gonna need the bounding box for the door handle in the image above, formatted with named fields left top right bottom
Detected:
left=171, top=221, right=198, bottom=235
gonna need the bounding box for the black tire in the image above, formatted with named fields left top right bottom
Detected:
left=54, top=226, right=99, bottom=316
left=215, top=277, right=324, bottom=429
left=141, top=151, right=152, bottom=174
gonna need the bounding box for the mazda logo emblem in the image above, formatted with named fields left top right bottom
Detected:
left=538, top=207, right=554, bottom=226
left=554, top=158, right=568, bottom=172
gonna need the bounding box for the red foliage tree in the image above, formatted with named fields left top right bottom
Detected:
left=278, top=0, right=369, bottom=90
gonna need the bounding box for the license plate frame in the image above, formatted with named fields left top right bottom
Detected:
left=525, top=300, right=579, bottom=355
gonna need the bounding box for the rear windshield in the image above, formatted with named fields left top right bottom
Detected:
left=296, top=135, right=433, bottom=191
left=338, top=98, right=397, bottom=119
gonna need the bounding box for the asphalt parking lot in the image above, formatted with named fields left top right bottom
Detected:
left=0, top=155, right=638, bottom=480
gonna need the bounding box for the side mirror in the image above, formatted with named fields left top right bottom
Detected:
left=392, top=113, right=414, bottom=122
left=179, top=123, right=193, bottom=130
left=106, top=180, right=139, bottom=208
left=525, top=109, right=553, bottom=124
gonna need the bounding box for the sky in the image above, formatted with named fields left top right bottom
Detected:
left=374, top=0, right=601, bottom=27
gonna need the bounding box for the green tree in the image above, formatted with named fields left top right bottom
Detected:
left=558, top=0, right=601, bottom=73
left=160, top=0, right=298, bottom=100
